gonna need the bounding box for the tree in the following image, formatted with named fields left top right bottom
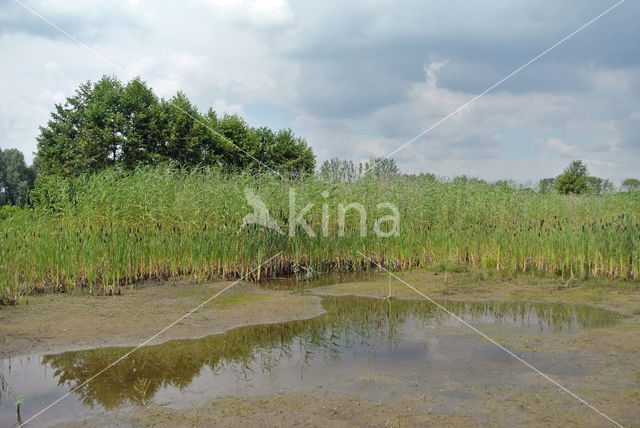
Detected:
left=0, top=148, right=36, bottom=205
left=120, top=77, right=163, bottom=168
left=156, top=92, right=212, bottom=167
left=36, top=80, right=94, bottom=176
left=622, top=178, right=640, bottom=192
left=359, top=157, right=400, bottom=179
left=36, top=75, right=315, bottom=176
left=255, top=128, right=315, bottom=176
left=215, top=113, right=257, bottom=169
left=37, top=76, right=136, bottom=175
left=451, top=175, right=487, bottom=185
left=554, top=160, right=589, bottom=195
left=319, top=158, right=357, bottom=182
left=538, top=178, right=556, bottom=193
left=585, top=176, right=614, bottom=195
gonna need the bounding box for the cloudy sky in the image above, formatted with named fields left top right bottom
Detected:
left=1, top=0, right=638, bottom=184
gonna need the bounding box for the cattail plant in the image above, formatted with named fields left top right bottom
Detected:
left=0, top=165, right=638, bottom=303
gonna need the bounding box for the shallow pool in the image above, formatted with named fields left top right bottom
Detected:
left=0, top=296, right=624, bottom=427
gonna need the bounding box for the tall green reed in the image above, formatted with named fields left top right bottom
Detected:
left=0, top=165, right=638, bottom=303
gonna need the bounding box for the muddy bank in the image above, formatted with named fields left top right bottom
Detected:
left=310, top=270, right=640, bottom=315
left=56, top=385, right=639, bottom=428
left=128, top=394, right=472, bottom=427
left=126, top=387, right=638, bottom=427
left=0, top=281, right=324, bottom=358
left=2, top=272, right=640, bottom=427
left=54, top=394, right=472, bottom=427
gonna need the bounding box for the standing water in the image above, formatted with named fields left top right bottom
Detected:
left=0, top=296, right=624, bottom=427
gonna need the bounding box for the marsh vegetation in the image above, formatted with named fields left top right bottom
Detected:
left=1, top=166, right=639, bottom=303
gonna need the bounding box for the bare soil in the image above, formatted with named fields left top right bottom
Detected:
left=0, top=281, right=324, bottom=358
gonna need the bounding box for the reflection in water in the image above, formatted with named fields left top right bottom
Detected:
left=257, top=271, right=385, bottom=290
left=17, top=297, right=621, bottom=411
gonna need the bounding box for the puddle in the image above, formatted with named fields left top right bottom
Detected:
left=0, top=297, right=624, bottom=427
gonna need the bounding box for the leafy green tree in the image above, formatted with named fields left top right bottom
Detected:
left=258, top=128, right=315, bottom=176
left=0, top=148, right=36, bottom=205
left=359, top=157, right=400, bottom=179
left=538, top=177, right=556, bottom=193
left=86, top=76, right=127, bottom=166
left=37, top=76, right=135, bottom=174
left=585, top=176, right=614, bottom=195
left=36, top=75, right=316, bottom=176
left=320, top=158, right=357, bottom=181
left=622, top=178, right=640, bottom=192
left=554, top=160, right=589, bottom=195
left=216, top=113, right=257, bottom=169
left=411, top=172, right=436, bottom=181
left=156, top=92, right=212, bottom=166
left=202, top=109, right=233, bottom=167
left=494, top=179, right=517, bottom=189
left=37, top=80, right=93, bottom=175
left=452, top=175, right=487, bottom=185
left=120, top=78, right=163, bottom=168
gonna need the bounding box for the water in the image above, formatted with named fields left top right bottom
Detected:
left=0, top=296, right=624, bottom=427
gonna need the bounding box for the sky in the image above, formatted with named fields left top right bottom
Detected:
left=1, top=0, right=639, bottom=184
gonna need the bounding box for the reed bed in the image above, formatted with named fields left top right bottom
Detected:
left=1, top=166, right=639, bottom=303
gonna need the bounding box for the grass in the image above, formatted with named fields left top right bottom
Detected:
left=1, top=165, right=639, bottom=303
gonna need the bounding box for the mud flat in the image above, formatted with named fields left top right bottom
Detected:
left=0, top=281, right=324, bottom=358
left=1, top=271, right=639, bottom=427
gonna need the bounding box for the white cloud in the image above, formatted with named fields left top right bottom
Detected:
left=1, top=0, right=639, bottom=184
left=545, top=137, right=577, bottom=156
left=585, top=159, right=617, bottom=168
left=201, top=0, right=293, bottom=26
left=211, top=99, right=245, bottom=116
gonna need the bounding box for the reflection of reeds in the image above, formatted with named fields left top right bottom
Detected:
left=132, top=377, right=151, bottom=404
left=13, top=394, right=24, bottom=425
left=0, top=372, right=6, bottom=403
left=0, top=373, right=24, bottom=426
left=41, top=296, right=621, bottom=409
left=1, top=166, right=639, bottom=302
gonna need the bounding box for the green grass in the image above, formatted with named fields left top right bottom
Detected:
left=1, top=165, right=639, bottom=303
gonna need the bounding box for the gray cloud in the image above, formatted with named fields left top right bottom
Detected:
left=0, top=0, right=638, bottom=182
left=281, top=0, right=640, bottom=107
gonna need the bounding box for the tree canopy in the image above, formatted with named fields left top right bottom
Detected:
left=358, top=157, right=400, bottom=179
left=538, top=177, right=556, bottom=193
left=550, top=160, right=612, bottom=195
left=319, top=157, right=401, bottom=181
left=554, top=160, right=588, bottom=194
left=0, top=147, right=36, bottom=205
left=319, top=158, right=358, bottom=181
left=622, top=178, right=640, bottom=191
left=36, top=75, right=315, bottom=176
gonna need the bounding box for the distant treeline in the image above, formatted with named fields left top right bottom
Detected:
left=320, top=157, right=639, bottom=195
left=2, top=75, right=640, bottom=208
